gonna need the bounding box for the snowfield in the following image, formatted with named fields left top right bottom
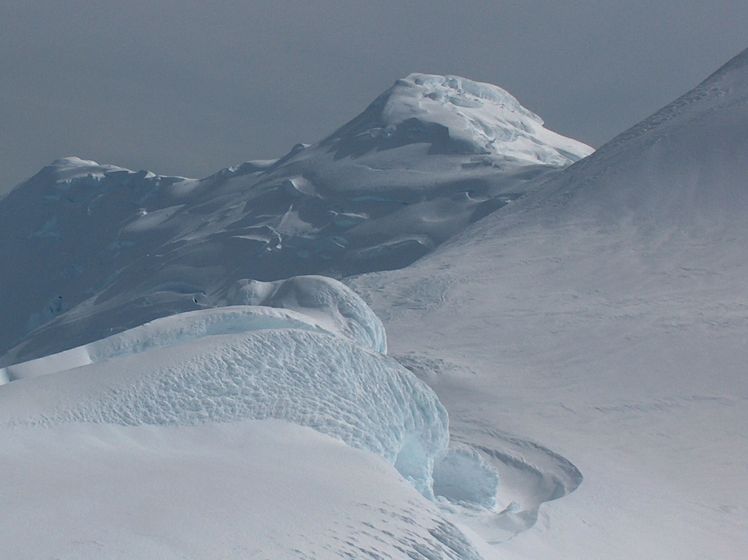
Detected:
left=1, top=421, right=482, bottom=560
left=2, top=48, right=748, bottom=559
left=351, top=48, right=748, bottom=558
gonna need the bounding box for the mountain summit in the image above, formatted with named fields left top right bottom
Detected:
left=321, top=73, right=591, bottom=165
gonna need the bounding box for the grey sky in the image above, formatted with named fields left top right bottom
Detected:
left=2, top=1, right=747, bottom=190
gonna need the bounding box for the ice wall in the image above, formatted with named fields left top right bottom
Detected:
left=0, top=293, right=447, bottom=497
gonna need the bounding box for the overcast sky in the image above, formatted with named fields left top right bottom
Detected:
left=2, top=1, right=747, bottom=190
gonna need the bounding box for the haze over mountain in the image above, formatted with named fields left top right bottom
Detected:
left=0, top=74, right=591, bottom=364
left=3, top=1, right=748, bottom=193
left=1, top=48, right=747, bottom=559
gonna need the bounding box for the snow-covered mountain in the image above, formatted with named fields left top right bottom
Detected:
left=0, top=74, right=589, bottom=559
left=0, top=74, right=590, bottom=365
left=351, top=48, right=748, bottom=558
left=2, top=47, right=747, bottom=560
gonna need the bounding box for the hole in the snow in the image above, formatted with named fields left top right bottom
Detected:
left=432, top=447, right=499, bottom=509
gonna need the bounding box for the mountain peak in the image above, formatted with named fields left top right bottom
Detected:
left=322, top=73, right=593, bottom=166
left=390, top=73, right=542, bottom=125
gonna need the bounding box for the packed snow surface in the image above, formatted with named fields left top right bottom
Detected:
left=1, top=421, right=481, bottom=560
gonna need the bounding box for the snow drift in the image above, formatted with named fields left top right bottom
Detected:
left=0, top=279, right=449, bottom=497
left=224, top=275, right=387, bottom=353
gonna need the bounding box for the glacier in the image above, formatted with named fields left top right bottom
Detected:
left=0, top=267, right=505, bottom=558
left=223, top=274, right=387, bottom=353
left=0, top=274, right=501, bottom=509
left=0, top=305, right=333, bottom=384
left=0, top=273, right=389, bottom=383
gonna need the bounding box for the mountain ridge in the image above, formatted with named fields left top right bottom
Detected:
left=0, top=73, right=591, bottom=364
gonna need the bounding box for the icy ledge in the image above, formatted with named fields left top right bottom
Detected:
left=223, top=275, right=387, bottom=354
left=0, top=276, right=497, bottom=504
left=324, top=72, right=593, bottom=165
left=1, top=275, right=386, bottom=384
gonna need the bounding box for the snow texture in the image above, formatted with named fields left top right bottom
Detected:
left=5, top=47, right=748, bottom=558
left=0, top=421, right=482, bottom=560
left=0, top=305, right=330, bottom=384
left=224, top=275, right=387, bottom=353
left=0, top=311, right=447, bottom=497
left=326, top=73, right=591, bottom=165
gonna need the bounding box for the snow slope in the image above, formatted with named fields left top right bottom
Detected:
left=0, top=75, right=590, bottom=363
left=319, top=73, right=590, bottom=167
left=1, top=421, right=482, bottom=560
left=350, top=48, right=748, bottom=558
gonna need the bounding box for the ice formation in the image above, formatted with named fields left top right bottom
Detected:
left=224, top=275, right=387, bottom=353
left=3, top=45, right=748, bottom=560
left=0, top=301, right=450, bottom=498
left=432, top=447, right=500, bottom=508
left=0, top=305, right=330, bottom=384
left=0, top=270, right=507, bottom=508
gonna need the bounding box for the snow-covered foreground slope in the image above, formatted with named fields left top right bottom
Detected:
left=0, top=74, right=590, bottom=364
left=351, top=49, right=748, bottom=558
left=0, top=276, right=504, bottom=557
left=1, top=421, right=481, bottom=560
